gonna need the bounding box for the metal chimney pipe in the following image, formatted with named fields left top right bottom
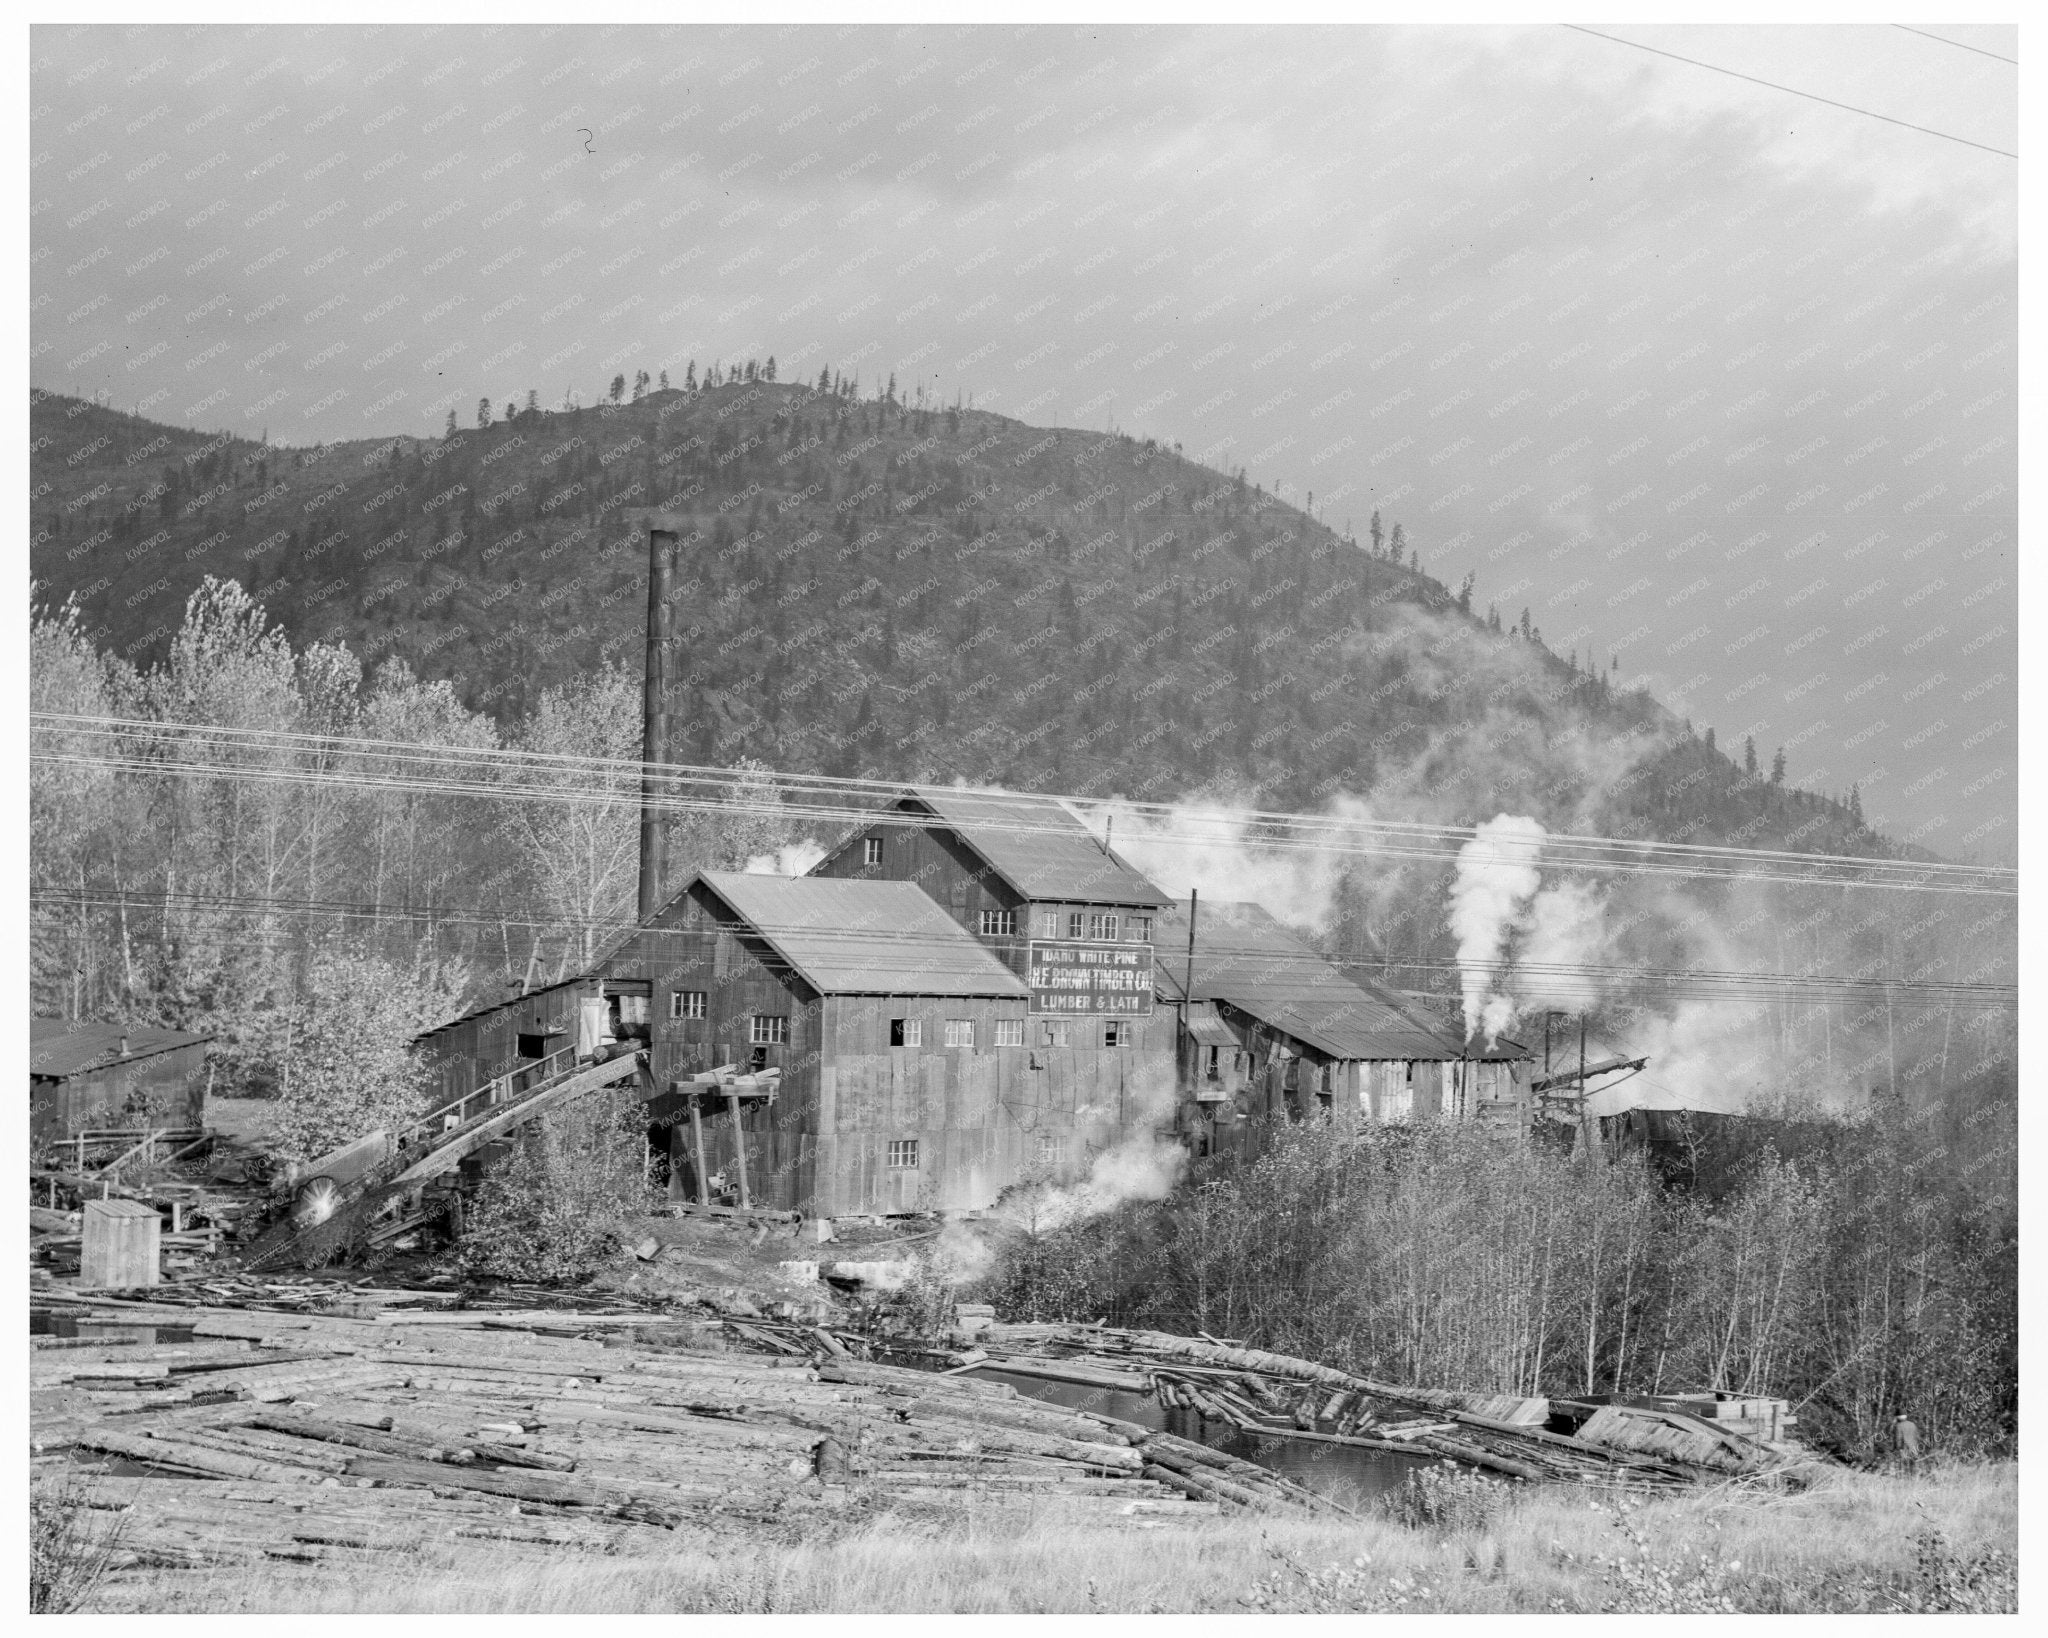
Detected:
left=639, top=526, right=677, bottom=924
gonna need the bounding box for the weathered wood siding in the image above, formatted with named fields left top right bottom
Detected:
left=30, top=1042, right=210, bottom=1147
left=816, top=997, right=1179, bottom=1216
left=415, top=976, right=597, bottom=1107
left=603, top=881, right=826, bottom=1213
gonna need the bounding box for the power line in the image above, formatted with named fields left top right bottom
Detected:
left=1892, top=25, right=2018, bottom=66
left=31, top=712, right=2016, bottom=897
left=1562, top=24, right=2018, bottom=159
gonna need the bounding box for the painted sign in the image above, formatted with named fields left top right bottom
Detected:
left=1027, top=941, right=1156, bottom=1016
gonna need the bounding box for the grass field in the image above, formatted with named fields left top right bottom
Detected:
left=94, top=1459, right=2015, bottom=1614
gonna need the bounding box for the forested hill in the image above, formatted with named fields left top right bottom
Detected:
left=31, top=379, right=1881, bottom=857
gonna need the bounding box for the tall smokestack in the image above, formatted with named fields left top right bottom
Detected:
left=639, top=526, right=677, bottom=924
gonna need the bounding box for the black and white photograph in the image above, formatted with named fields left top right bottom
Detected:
left=24, top=12, right=2020, bottom=1615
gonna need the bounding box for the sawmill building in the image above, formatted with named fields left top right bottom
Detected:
left=601, top=870, right=1177, bottom=1217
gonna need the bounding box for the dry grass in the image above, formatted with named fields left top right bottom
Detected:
left=97, top=1459, right=2015, bottom=1614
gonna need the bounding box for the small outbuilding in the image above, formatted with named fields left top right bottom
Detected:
left=30, top=1018, right=212, bottom=1153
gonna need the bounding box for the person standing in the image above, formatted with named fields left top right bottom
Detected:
left=1893, top=1411, right=1922, bottom=1468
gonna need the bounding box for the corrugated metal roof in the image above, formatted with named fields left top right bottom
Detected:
left=1184, top=1000, right=1243, bottom=1047
left=901, top=787, right=1171, bottom=907
left=701, top=872, right=1030, bottom=998
left=29, top=1018, right=211, bottom=1079
left=1151, top=901, right=1475, bottom=1062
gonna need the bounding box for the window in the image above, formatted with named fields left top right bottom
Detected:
left=887, top=1138, right=919, bottom=1169
left=1088, top=913, right=1118, bottom=941
left=1041, top=1021, right=1069, bottom=1048
left=1067, top=912, right=1085, bottom=939
left=890, top=1017, right=922, bottom=1047
left=615, top=994, right=649, bottom=1027
left=670, top=990, right=707, bottom=1021
left=1103, top=1021, right=1127, bottom=1048
left=863, top=836, right=884, bottom=866
left=994, top=1018, right=1024, bottom=1047
left=978, top=908, right=1017, bottom=937
left=1038, top=910, right=1061, bottom=938
left=1035, top=1131, right=1064, bottom=1165
left=749, top=1015, right=788, bottom=1046
left=1129, top=915, right=1153, bottom=942
left=944, top=1019, right=975, bottom=1049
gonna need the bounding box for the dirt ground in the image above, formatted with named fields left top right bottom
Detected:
left=582, top=1211, right=952, bottom=1324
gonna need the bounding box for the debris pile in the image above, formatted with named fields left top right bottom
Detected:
left=950, top=1322, right=1802, bottom=1487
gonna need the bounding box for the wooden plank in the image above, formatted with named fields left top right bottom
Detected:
left=387, top=1054, right=644, bottom=1185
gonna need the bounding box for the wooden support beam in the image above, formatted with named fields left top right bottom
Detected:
left=689, top=1098, right=709, bottom=1208
left=725, top=1093, right=750, bottom=1209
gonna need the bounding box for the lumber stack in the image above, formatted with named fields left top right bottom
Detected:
left=31, top=1296, right=1223, bottom=1576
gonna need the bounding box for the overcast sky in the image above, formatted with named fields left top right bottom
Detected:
left=30, top=22, right=2018, bottom=858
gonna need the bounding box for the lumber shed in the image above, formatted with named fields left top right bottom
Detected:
left=30, top=1018, right=212, bottom=1153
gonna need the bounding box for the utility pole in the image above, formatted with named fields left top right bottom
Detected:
left=638, top=526, right=676, bottom=924
left=1578, top=1015, right=1592, bottom=1160
left=1182, top=889, right=1200, bottom=1093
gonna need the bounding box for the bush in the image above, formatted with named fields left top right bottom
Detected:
left=31, top=1471, right=127, bottom=1614
left=1380, top=1459, right=1517, bottom=1535
left=458, top=1092, right=650, bottom=1283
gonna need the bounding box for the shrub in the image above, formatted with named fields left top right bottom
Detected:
left=1380, top=1459, right=1517, bottom=1535
left=458, top=1091, right=650, bottom=1283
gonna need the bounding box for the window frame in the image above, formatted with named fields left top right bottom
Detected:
left=670, top=989, right=708, bottom=1021
left=943, top=1019, right=975, bottom=1050
left=887, top=1137, right=920, bottom=1169
left=1103, top=1020, right=1127, bottom=1048
left=863, top=836, right=885, bottom=866
left=890, top=1017, right=922, bottom=1047
left=1067, top=912, right=1085, bottom=939
left=1129, top=915, right=1153, bottom=942
left=749, top=1014, right=789, bottom=1046
left=994, top=1018, right=1025, bottom=1047
left=978, top=907, right=1017, bottom=937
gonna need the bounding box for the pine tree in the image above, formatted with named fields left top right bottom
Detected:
left=444, top=408, right=458, bottom=439
left=1770, top=746, right=1786, bottom=785
left=632, top=370, right=650, bottom=401
left=1743, top=735, right=1758, bottom=779
left=525, top=389, right=540, bottom=417
left=818, top=366, right=832, bottom=393
left=685, top=361, right=698, bottom=391
left=1848, top=784, right=1863, bottom=825
left=608, top=375, right=626, bottom=404
left=1389, top=521, right=1405, bottom=563
left=658, top=369, right=670, bottom=392
left=764, top=355, right=777, bottom=382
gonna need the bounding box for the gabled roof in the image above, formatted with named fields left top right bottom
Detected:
left=30, top=1018, right=211, bottom=1079
left=699, top=872, right=1030, bottom=998
left=1150, top=901, right=1483, bottom=1062
left=891, top=786, right=1172, bottom=907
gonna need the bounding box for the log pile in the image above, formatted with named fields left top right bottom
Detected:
left=955, top=1321, right=1793, bottom=1488
left=32, top=1295, right=1244, bottom=1576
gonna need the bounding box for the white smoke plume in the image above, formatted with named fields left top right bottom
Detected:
left=996, top=1133, right=1189, bottom=1237
left=744, top=837, right=829, bottom=876
left=1085, top=797, right=1350, bottom=933
left=1450, top=814, right=1547, bottom=1042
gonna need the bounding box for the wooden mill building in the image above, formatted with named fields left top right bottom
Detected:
left=601, top=870, right=1178, bottom=1217
left=808, top=785, right=1174, bottom=984
left=1148, top=900, right=1533, bottom=1147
